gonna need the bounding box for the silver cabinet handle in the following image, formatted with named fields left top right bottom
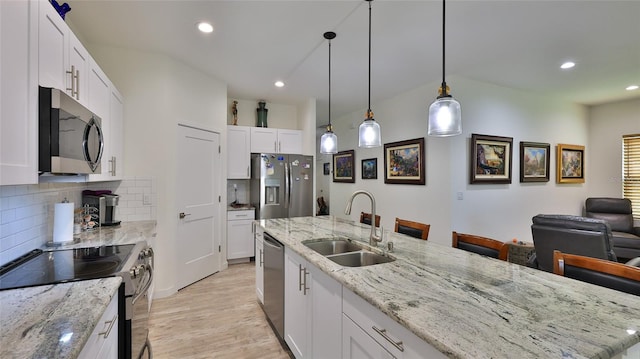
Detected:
left=179, top=212, right=191, bottom=219
left=279, top=141, right=282, bottom=152
left=274, top=141, right=277, bottom=152
left=298, top=264, right=304, bottom=292
left=372, top=326, right=404, bottom=352
left=98, top=313, right=118, bottom=339
left=302, top=267, right=309, bottom=295
left=75, top=67, right=80, bottom=99
left=247, top=165, right=250, bottom=177
left=109, top=156, right=116, bottom=176
left=259, top=249, right=263, bottom=267
left=66, top=65, right=75, bottom=96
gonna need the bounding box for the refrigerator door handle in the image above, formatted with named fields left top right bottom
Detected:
left=284, top=162, right=290, bottom=209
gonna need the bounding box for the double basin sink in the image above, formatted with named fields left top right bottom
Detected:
left=302, top=238, right=395, bottom=267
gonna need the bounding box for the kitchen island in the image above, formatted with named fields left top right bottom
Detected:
left=258, top=216, right=640, bottom=359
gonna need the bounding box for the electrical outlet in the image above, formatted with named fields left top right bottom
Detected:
left=143, top=194, right=152, bottom=205
left=456, top=192, right=463, bottom=200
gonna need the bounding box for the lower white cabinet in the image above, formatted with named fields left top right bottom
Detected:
left=255, top=225, right=264, bottom=304
left=78, top=292, right=119, bottom=359
left=227, top=210, right=255, bottom=260
left=342, top=288, right=447, bottom=359
left=284, top=248, right=342, bottom=359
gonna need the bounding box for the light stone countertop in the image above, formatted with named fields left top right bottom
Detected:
left=258, top=216, right=640, bottom=359
left=0, top=277, right=122, bottom=359
left=0, top=221, right=156, bottom=358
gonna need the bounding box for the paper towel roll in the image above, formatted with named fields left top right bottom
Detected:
left=53, top=202, right=74, bottom=243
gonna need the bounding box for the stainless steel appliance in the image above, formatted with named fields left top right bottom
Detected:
left=250, top=153, right=314, bottom=219
left=0, top=242, right=153, bottom=359
left=83, top=190, right=122, bottom=226
left=39, top=86, right=104, bottom=176
left=262, top=232, right=285, bottom=340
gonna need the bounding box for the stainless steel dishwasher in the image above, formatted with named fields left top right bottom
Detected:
left=263, top=232, right=285, bottom=340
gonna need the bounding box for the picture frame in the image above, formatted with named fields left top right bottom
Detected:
left=333, top=150, right=355, bottom=183
left=361, top=158, right=377, bottom=179
left=556, top=143, right=585, bottom=183
left=470, top=134, right=513, bottom=184
left=323, top=162, right=330, bottom=175
left=383, top=138, right=425, bottom=185
left=519, top=142, right=550, bottom=183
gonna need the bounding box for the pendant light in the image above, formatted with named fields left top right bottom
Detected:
left=427, top=0, right=462, bottom=137
left=320, top=31, right=338, bottom=155
left=359, top=0, right=381, bottom=148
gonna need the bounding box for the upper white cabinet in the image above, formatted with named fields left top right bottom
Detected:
left=89, top=83, right=123, bottom=182
left=0, top=0, right=39, bottom=185
left=284, top=247, right=342, bottom=359
left=227, top=126, right=251, bottom=179
left=250, top=127, right=302, bottom=154
left=38, top=0, right=90, bottom=106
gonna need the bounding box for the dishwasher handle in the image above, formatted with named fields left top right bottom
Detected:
left=263, top=234, right=283, bottom=251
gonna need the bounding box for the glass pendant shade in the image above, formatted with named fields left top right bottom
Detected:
left=428, top=96, right=462, bottom=136
left=358, top=118, right=381, bottom=148
left=320, top=129, right=337, bottom=154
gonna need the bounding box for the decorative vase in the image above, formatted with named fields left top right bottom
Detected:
left=256, top=101, right=268, bottom=127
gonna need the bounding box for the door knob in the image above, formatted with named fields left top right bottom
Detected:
left=179, top=212, right=191, bottom=219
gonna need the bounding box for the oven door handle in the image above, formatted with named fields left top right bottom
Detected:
left=132, top=263, right=153, bottom=305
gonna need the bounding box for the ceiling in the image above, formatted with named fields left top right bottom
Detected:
left=66, top=1, right=640, bottom=128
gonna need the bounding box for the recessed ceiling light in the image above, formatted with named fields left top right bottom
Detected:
left=626, top=85, right=639, bottom=91
left=197, top=22, right=213, bottom=33
left=274, top=81, right=285, bottom=88
left=560, top=62, right=575, bottom=70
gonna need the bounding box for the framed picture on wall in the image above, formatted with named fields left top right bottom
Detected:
left=470, top=133, right=513, bottom=184
left=333, top=150, right=355, bottom=183
left=383, top=138, right=425, bottom=185
left=519, top=142, right=550, bottom=182
left=361, top=158, right=377, bottom=179
left=556, top=143, right=585, bottom=183
left=323, top=162, right=330, bottom=175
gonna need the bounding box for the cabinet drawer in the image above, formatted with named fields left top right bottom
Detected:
left=343, top=288, right=446, bottom=359
left=227, top=209, right=255, bottom=221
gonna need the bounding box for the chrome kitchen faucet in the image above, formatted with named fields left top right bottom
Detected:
left=345, top=190, right=383, bottom=247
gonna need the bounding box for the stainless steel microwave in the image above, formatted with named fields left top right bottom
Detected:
left=39, top=87, right=103, bottom=175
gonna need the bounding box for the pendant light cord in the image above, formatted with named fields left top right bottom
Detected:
left=441, top=0, right=447, bottom=96
left=367, top=0, right=372, bottom=118
left=328, top=38, right=332, bottom=129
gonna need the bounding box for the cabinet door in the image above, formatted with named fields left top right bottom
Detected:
left=227, top=126, right=251, bottom=179
left=109, top=87, right=124, bottom=180
left=309, top=264, right=342, bottom=359
left=68, top=32, right=89, bottom=106
left=227, top=218, right=254, bottom=259
left=38, top=0, right=68, bottom=90
left=86, top=60, right=111, bottom=181
left=0, top=0, right=38, bottom=185
left=284, top=248, right=310, bottom=358
left=277, top=129, right=303, bottom=154
left=78, top=293, right=119, bottom=359
left=343, top=314, right=395, bottom=359
left=255, top=227, right=264, bottom=304
left=250, top=127, right=278, bottom=153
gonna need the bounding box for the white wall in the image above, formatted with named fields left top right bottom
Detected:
left=89, top=45, right=228, bottom=298
left=329, top=76, right=590, bottom=246
left=226, top=98, right=298, bottom=129
left=587, top=97, right=640, bottom=197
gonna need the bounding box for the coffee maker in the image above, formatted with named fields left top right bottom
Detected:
left=82, top=190, right=121, bottom=226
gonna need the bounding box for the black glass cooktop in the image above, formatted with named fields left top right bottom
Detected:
left=0, top=244, right=135, bottom=291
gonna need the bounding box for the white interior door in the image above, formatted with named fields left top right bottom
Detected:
left=176, top=124, right=221, bottom=290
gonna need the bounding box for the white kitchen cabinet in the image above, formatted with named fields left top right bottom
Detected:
left=250, top=127, right=302, bottom=154
left=343, top=313, right=394, bottom=359
left=284, top=247, right=342, bottom=359
left=108, top=87, right=124, bottom=180
left=342, top=288, right=447, bottom=359
left=255, top=225, right=264, bottom=304
left=38, top=0, right=90, bottom=106
left=227, top=126, right=251, bottom=179
left=0, top=0, right=39, bottom=185
left=227, top=210, right=255, bottom=260
left=78, top=292, right=119, bottom=359
left=88, top=83, right=123, bottom=182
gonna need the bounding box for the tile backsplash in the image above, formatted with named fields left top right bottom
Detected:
left=0, top=177, right=156, bottom=265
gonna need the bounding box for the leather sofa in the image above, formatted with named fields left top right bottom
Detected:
left=585, top=198, right=640, bottom=260
left=529, top=214, right=618, bottom=272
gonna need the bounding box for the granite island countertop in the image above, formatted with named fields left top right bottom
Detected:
left=258, top=216, right=640, bottom=359
left=0, top=278, right=122, bottom=359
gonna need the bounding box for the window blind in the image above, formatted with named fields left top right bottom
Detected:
left=623, top=134, right=640, bottom=220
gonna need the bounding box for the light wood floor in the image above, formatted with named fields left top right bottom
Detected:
left=148, top=262, right=291, bottom=359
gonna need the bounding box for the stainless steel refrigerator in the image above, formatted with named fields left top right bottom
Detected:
left=250, top=153, right=314, bottom=219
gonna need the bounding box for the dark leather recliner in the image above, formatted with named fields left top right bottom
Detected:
left=585, top=198, right=640, bottom=260
left=529, top=214, right=618, bottom=272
